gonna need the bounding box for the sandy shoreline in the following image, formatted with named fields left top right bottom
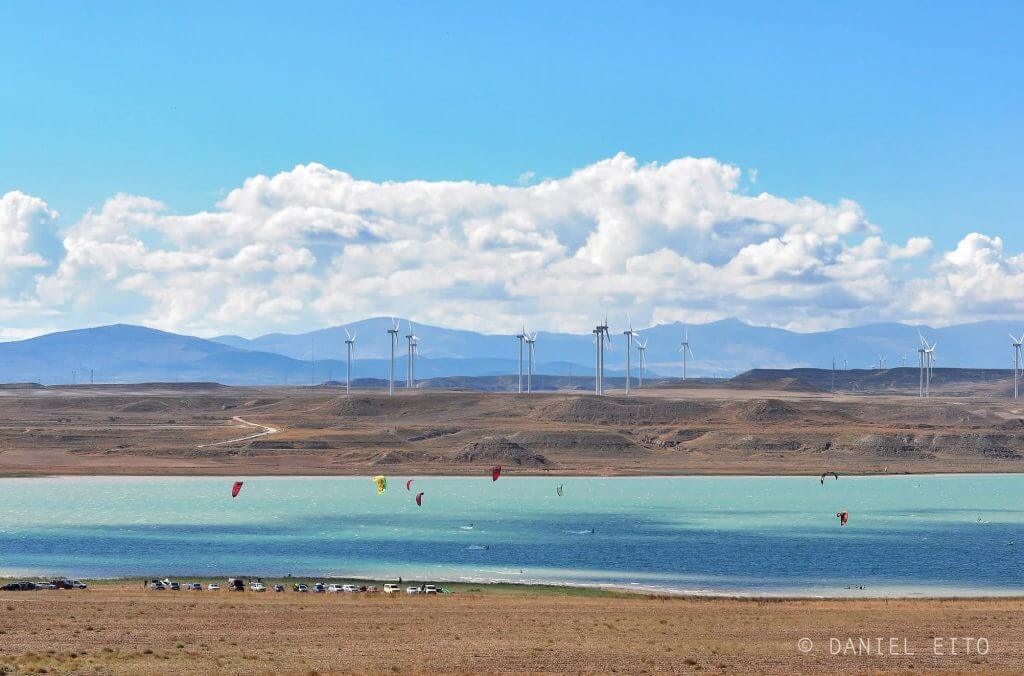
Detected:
left=2, top=583, right=1022, bottom=674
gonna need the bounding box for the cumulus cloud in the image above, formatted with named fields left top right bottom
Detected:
left=0, top=191, right=57, bottom=275
left=0, top=154, right=1015, bottom=337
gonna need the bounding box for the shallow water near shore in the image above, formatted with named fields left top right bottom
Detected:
left=2, top=474, right=1023, bottom=597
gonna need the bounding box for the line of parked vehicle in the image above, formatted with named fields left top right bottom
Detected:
left=147, top=578, right=446, bottom=595
left=1, top=579, right=88, bottom=591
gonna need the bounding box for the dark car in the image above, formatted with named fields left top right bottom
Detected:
left=1, top=582, right=37, bottom=591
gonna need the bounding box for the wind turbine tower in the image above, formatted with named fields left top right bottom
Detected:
left=1011, top=333, right=1024, bottom=399
left=405, top=322, right=418, bottom=389
left=387, top=319, right=400, bottom=396
left=622, top=317, right=636, bottom=394
left=594, top=318, right=611, bottom=395
left=918, top=332, right=936, bottom=398
left=344, top=327, right=356, bottom=394
left=526, top=331, right=536, bottom=393
left=637, top=336, right=647, bottom=387
left=515, top=326, right=526, bottom=394
left=917, top=345, right=926, bottom=397
left=679, top=328, right=694, bottom=380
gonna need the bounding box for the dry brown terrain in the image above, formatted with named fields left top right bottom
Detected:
left=1, top=384, right=1023, bottom=476
left=1, top=585, right=1022, bottom=674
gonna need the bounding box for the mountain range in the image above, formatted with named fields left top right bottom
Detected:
left=0, top=317, right=1021, bottom=385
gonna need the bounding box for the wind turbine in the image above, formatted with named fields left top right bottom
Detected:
left=526, top=331, right=536, bottom=393
left=679, top=328, right=694, bottom=380
left=515, top=325, right=526, bottom=394
left=1011, top=333, right=1024, bottom=399
left=387, top=318, right=400, bottom=396
left=637, top=336, right=647, bottom=387
left=344, top=327, right=356, bottom=394
left=406, top=322, right=418, bottom=389
left=918, top=332, right=936, bottom=398
left=594, top=317, right=612, bottom=395
left=877, top=354, right=887, bottom=370
left=622, top=316, right=636, bottom=394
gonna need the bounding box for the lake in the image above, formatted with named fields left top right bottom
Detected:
left=1, top=474, right=1023, bottom=596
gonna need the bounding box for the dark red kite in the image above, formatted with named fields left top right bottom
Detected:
left=231, top=481, right=244, bottom=498
left=836, top=511, right=848, bottom=526
left=415, top=491, right=424, bottom=506
left=490, top=466, right=501, bottom=481
left=406, top=479, right=414, bottom=491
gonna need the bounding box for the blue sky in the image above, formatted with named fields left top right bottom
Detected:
left=0, top=2, right=1022, bottom=338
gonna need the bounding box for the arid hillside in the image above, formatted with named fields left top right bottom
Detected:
left=1, top=382, right=1023, bottom=476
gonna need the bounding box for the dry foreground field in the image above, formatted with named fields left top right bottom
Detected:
left=0, top=383, right=1023, bottom=476
left=1, top=584, right=1023, bottom=675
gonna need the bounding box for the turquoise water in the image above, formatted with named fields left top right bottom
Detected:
left=1, top=475, right=1023, bottom=597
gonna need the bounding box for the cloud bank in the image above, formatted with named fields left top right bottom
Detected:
left=0, top=154, right=1016, bottom=338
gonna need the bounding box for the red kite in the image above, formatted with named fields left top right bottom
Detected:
left=406, top=479, right=414, bottom=491
left=836, top=511, right=848, bottom=526
left=490, top=466, right=501, bottom=481
left=231, top=481, right=244, bottom=498
left=415, top=491, right=424, bottom=507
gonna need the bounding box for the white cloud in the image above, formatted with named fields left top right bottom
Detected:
left=0, top=191, right=57, bottom=276
left=0, top=156, right=1017, bottom=338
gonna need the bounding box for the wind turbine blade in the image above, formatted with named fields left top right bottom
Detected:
left=344, top=327, right=353, bottom=340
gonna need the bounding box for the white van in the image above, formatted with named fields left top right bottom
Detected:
left=382, top=584, right=400, bottom=594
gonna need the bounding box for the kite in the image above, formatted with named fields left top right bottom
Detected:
left=231, top=481, right=244, bottom=498
left=373, top=475, right=387, bottom=494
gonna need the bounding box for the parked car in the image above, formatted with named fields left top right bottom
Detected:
left=406, top=586, right=422, bottom=594
left=168, top=581, right=181, bottom=591
left=250, top=582, right=267, bottom=592
left=327, top=583, right=344, bottom=593
left=70, top=580, right=88, bottom=589
left=186, top=583, right=202, bottom=591
left=365, top=586, right=379, bottom=593
left=292, top=583, right=309, bottom=592
left=423, top=585, right=438, bottom=595
left=341, top=584, right=360, bottom=593
left=207, top=583, right=221, bottom=591
left=227, top=578, right=245, bottom=591
left=273, top=584, right=285, bottom=592
left=2, top=581, right=37, bottom=591
left=149, top=581, right=166, bottom=590
left=382, top=584, right=400, bottom=594
left=312, top=583, right=326, bottom=593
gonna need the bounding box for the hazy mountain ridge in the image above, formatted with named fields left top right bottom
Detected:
left=1, top=318, right=1022, bottom=385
